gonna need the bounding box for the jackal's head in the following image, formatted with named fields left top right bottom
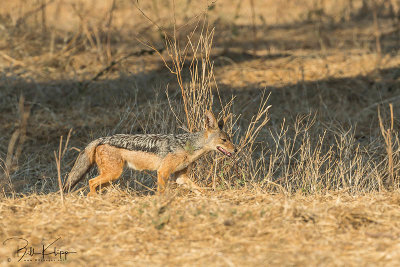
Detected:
left=204, top=110, right=237, bottom=157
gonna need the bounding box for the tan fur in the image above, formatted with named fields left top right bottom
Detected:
left=121, top=150, right=163, bottom=171
left=66, top=110, right=236, bottom=196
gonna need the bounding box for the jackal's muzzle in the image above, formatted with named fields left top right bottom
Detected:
left=217, top=146, right=233, bottom=157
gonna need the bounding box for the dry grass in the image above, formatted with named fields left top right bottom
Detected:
left=1, top=0, right=400, bottom=265
left=1, top=189, right=400, bottom=265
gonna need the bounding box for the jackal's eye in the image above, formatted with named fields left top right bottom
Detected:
left=222, top=138, right=227, bottom=142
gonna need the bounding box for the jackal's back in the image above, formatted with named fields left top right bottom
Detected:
left=98, top=133, right=204, bottom=157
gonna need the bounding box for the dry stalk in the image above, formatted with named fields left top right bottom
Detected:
left=134, top=2, right=217, bottom=131
left=239, top=91, right=271, bottom=152
left=164, top=24, right=215, bottom=132
left=249, top=0, right=257, bottom=54
left=157, top=18, right=272, bottom=189
left=40, top=0, right=47, bottom=35
left=15, top=0, right=56, bottom=28
left=53, top=129, right=72, bottom=206
left=5, top=95, right=30, bottom=174
left=372, top=0, right=382, bottom=68
left=105, top=0, right=116, bottom=65
left=0, top=95, right=30, bottom=194
left=0, top=158, right=13, bottom=194
left=389, top=0, right=400, bottom=46
left=378, top=104, right=395, bottom=188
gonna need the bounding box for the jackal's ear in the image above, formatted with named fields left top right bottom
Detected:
left=217, top=119, right=224, bottom=130
left=205, top=110, right=218, bottom=130
left=218, top=113, right=231, bottom=130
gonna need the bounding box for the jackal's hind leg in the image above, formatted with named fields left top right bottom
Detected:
left=88, top=145, right=124, bottom=196
left=88, top=175, right=120, bottom=196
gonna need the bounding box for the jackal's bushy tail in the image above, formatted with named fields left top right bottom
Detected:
left=63, top=139, right=101, bottom=193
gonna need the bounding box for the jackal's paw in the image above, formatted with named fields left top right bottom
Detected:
left=87, top=191, right=97, bottom=197
left=176, top=177, right=186, bottom=185
left=176, top=178, right=203, bottom=195
left=192, top=188, right=203, bottom=196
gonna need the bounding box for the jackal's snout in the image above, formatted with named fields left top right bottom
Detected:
left=216, top=136, right=236, bottom=157
left=216, top=146, right=237, bottom=157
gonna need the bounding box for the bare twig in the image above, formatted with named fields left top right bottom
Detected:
left=15, top=0, right=56, bottom=28
left=105, top=0, right=117, bottom=65
left=80, top=47, right=164, bottom=92
left=5, top=95, right=31, bottom=173
left=62, top=129, right=73, bottom=158
left=249, top=0, right=257, bottom=54
left=54, top=134, right=70, bottom=206
left=40, top=0, right=47, bottom=35
left=53, top=128, right=72, bottom=205
left=378, top=104, right=395, bottom=188
left=0, top=52, right=25, bottom=66
left=372, top=0, right=382, bottom=68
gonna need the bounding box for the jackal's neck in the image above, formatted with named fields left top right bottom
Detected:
left=177, top=130, right=208, bottom=153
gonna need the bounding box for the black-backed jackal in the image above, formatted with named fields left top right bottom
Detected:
left=63, top=111, right=236, bottom=196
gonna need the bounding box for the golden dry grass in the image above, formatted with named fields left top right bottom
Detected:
left=1, top=0, right=400, bottom=265
left=1, top=189, right=400, bottom=266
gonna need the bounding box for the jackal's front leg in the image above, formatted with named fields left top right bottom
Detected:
left=157, top=154, right=188, bottom=194
left=175, top=168, right=202, bottom=194
left=157, top=168, right=172, bottom=194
